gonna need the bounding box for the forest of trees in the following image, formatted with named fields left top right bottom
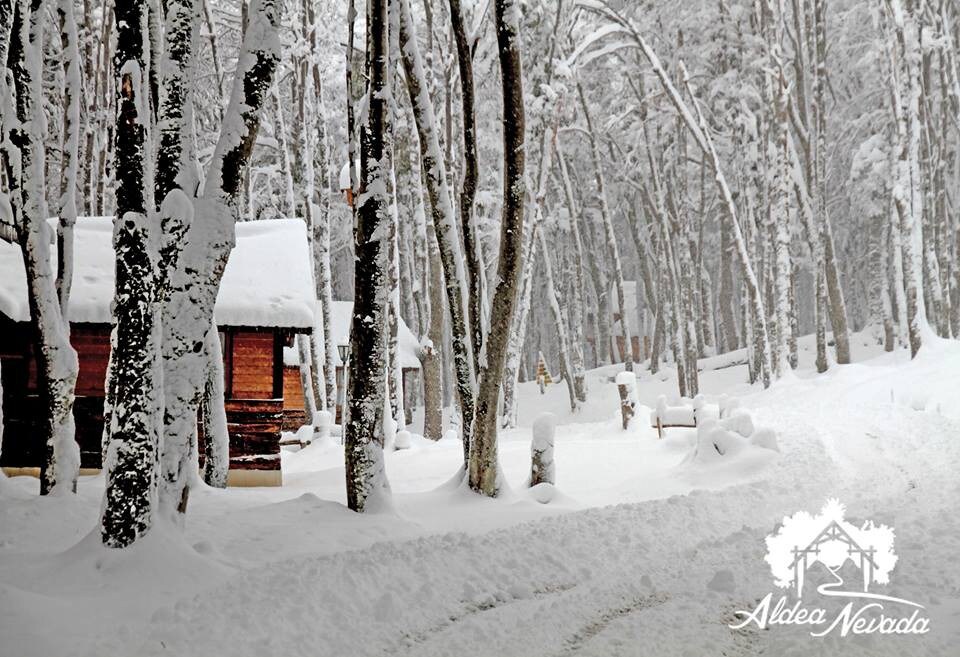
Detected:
left=0, top=0, right=957, bottom=547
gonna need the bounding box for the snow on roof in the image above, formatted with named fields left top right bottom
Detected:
left=339, top=161, right=359, bottom=191
left=0, top=217, right=316, bottom=329
left=283, top=300, right=422, bottom=370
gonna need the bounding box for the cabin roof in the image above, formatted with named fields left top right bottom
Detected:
left=284, top=300, right=422, bottom=370
left=0, top=217, right=316, bottom=329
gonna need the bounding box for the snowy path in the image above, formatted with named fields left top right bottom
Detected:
left=3, top=337, right=960, bottom=657
left=89, top=349, right=960, bottom=656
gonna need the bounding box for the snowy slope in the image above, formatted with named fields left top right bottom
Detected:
left=1, top=334, right=959, bottom=656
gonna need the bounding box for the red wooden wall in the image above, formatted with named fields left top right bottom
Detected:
left=1, top=322, right=289, bottom=475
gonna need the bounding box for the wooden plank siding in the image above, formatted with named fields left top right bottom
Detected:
left=230, top=330, right=276, bottom=399
left=1, top=321, right=292, bottom=482
left=72, top=325, right=111, bottom=395
left=0, top=395, right=104, bottom=469
left=281, top=367, right=307, bottom=432
left=198, top=399, right=283, bottom=473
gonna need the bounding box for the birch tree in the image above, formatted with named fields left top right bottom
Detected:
left=343, top=0, right=391, bottom=512
left=884, top=0, right=928, bottom=357
left=397, top=0, right=476, bottom=460
left=159, top=0, right=281, bottom=516
left=101, top=0, right=158, bottom=547
left=1, top=0, right=80, bottom=495
left=467, top=0, right=525, bottom=496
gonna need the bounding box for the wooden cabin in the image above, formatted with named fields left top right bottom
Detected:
left=281, top=300, right=422, bottom=429
left=0, top=217, right=317, bottom=486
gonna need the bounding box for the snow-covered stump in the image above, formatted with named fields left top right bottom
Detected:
left=394, top=430, right=411, bottom=451
left=615, top=371, right=637, bottom=430
left=314, top=409, right=332, bottom=443
left=530, top=413, right=556, bottom=487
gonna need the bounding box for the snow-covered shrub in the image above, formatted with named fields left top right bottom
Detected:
left=719, top=410, right=754, bottom=438
left=689, top=421, right=735, bottom=463
left=693, top=395, right=720, bottom=424
left=295, top=424, right=314, bottom=446
left=685, top=408, right=779, bottom=465
left=750, top=428, right=779, bottom=452
left=530, top=413, right=556, bottom=486
left=718, top=395, right=740, bottom=419
left=394, top=430, right=411, bottom=450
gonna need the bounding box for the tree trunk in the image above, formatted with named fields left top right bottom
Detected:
left=577, top=81, right=634, bottom=372
left=101, top=0, right=158, bottom=546
left=554, top=144, right=587, bottom=402
left=717, top=209, right=738, bottom=352
left=814, top=0, right=850, bottom=365
left=538, top=227, right=577, bottom=413
left=468, top=0, right=525, bottom=496
left=344, top=0, right=391, bottom=512
left=885, top=0, right=927, bottom=358
left=200, top=325, right=228, bottom=488
left=56, top=0, right=81, bottom=317
left=2, top=0, right=80, bottom=496
left=447, top=0, right=484, bottom=367
left=159, top=0, right=280, bottom=516
left=297, top=333, right=318, bottom=425
left=397, top=0, right=475, bottom=460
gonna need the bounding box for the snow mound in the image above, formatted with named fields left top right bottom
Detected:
left=682, top=405, right=779, bottom=469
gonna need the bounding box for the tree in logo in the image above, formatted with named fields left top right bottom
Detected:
left=765, top=499, right=898, bottom=595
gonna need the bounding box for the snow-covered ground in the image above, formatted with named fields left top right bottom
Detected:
left=2, top=331, right=959, bottom=656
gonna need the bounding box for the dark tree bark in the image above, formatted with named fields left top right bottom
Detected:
left=101, top=0, right=157, bottom=547
left=1, top=0, right=80, bottom=496
left=467, top=0, right=525, bottom=496
left=344, top=0, right=391, bottom=512
left=397, top=0, right=476, bottom=461
left=447, top=0, right=484, bottom=367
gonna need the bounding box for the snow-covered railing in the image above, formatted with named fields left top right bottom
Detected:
left=650, top=394, right=734, bottom=438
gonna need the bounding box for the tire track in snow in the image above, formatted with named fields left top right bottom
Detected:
left=393, top=582, right=576, bottom=654
left=553, top=592, right=670, bottom=657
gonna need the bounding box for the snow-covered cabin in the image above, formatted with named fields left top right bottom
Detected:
left=282, top=300, right=422, bottom=427
left=0, top=217, right=316, bottom=486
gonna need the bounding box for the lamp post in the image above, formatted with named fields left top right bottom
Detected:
left=337, top=343, right=351, bottom=431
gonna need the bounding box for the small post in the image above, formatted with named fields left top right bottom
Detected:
left=530, top=413, right=556, bottom=486
left=655, top=396, right=667, bottom=438
left=615, top=371, right=636, bottom=430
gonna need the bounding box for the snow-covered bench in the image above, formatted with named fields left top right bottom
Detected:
left=650, top=397, right=696, bottom=438
left=650, top=395, right=726, bottom=438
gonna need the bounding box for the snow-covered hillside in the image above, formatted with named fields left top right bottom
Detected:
left=2, top=333, right=958, bottom=656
